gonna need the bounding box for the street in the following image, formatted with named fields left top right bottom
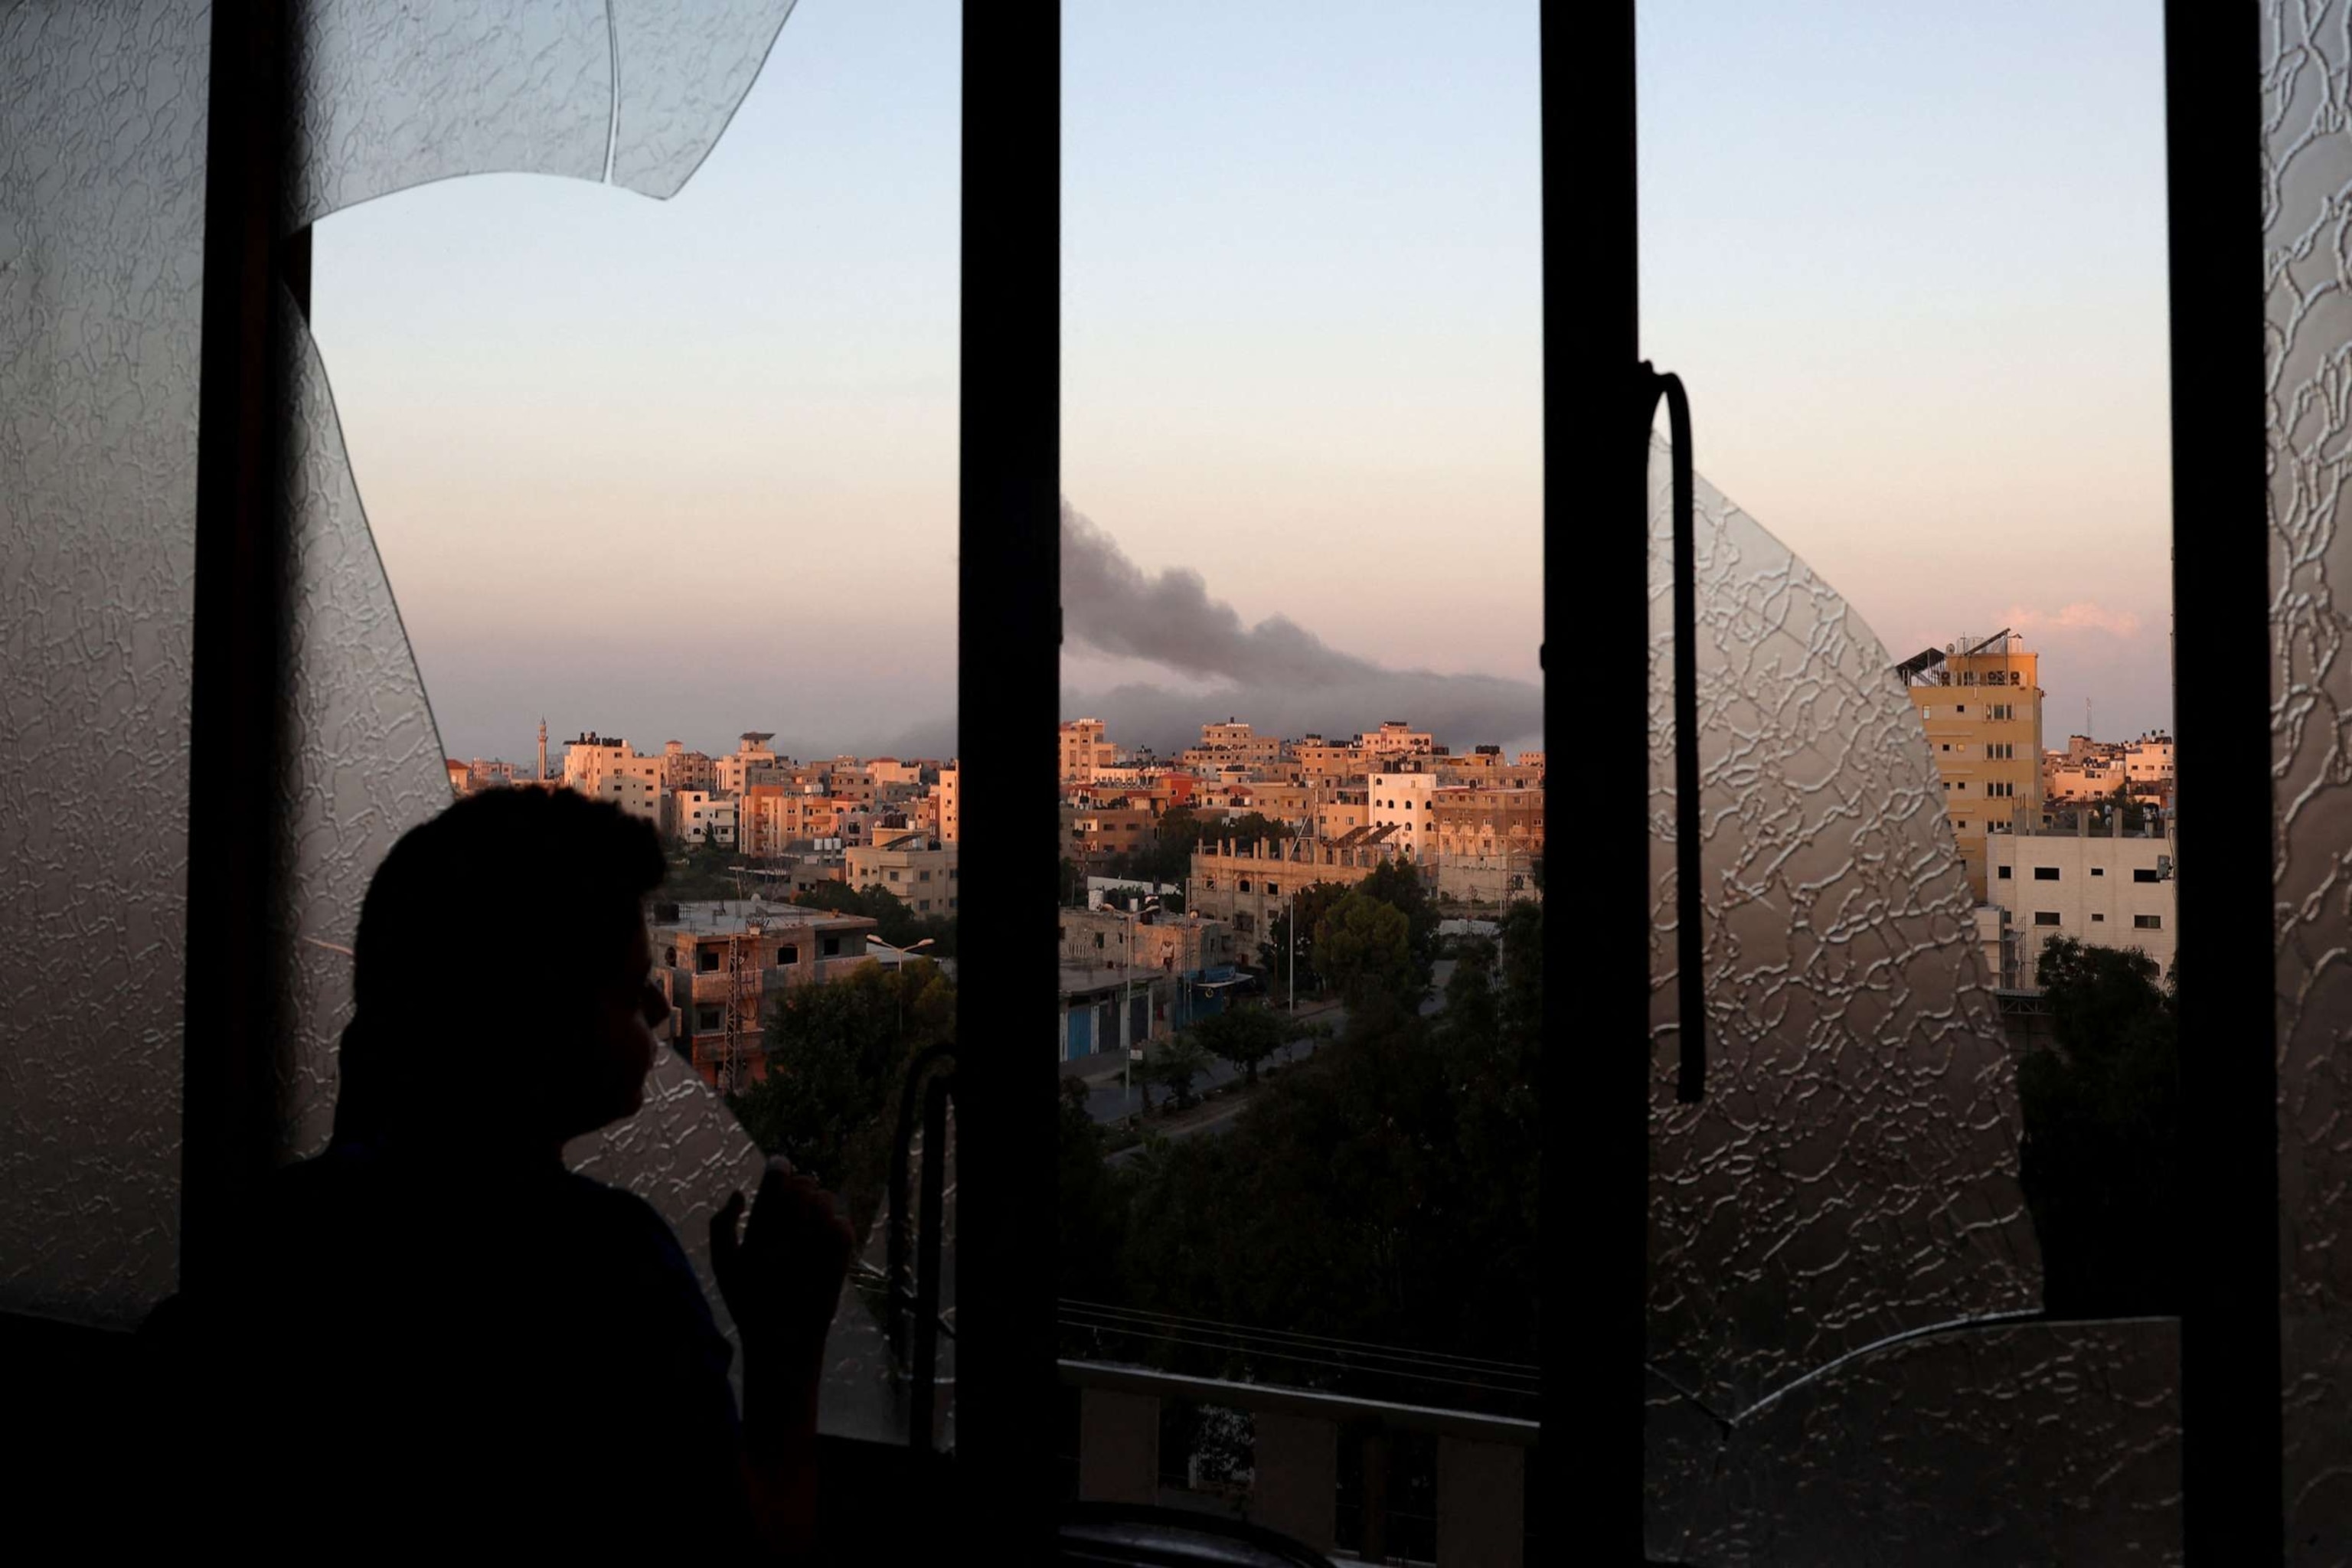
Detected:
left=1084, top=959, right=1456, bottom=1130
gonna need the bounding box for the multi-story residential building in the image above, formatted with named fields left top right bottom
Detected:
left=562, top=733, right=662, bottom=827
left=1367, top=770, right=1439, bottom=859
left=1063, top=803, right=1158, bottom=867
left=660, top=740, right=716, bottom=794
left=712, top=733, right=786, bottom=797
left=740, top=784, right=841, bottom=858
left=867, top=756, right=925, bottom=788
left=936, top=763, right=959, bottom=844
left=1178, top=719, right=1285, bottom=774
left=1429, top=784, right=1545, bottom=904
left=1185, top=828, right=1406, bottom=942
left=2125, top=731, right=2175, bottom=786
left=1980, top=807, right=2177, bottom=990
left=443, top=758, right=469, bottom=795
left=1353, top=720, right=1435, bottom=760
left=1904, top=635, right=2045, bottom=901
left=1292, top=737, right=1365, bottom=782
left=844, top=831, right=960, bottom=916
left=663, top=789, right=737, bottom=847
left=648, top=899, right=880, bottom=1090
left=1059, top=718, right=1122, bottom=784
left=1058, top=905, right=1240, bottom=975
left=1312, top=788, right=1371, bottom=841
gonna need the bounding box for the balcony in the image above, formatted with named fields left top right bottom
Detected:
left=1060, top=1360, right=1534, bottom=1566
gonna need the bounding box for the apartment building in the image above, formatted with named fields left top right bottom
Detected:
left=1185, top=828, right=1405, bottom=942
left=660, top=740, right=716, bottom=793
left=1291, top=737, right=1365, bottom=782
left=1904, top=635, right=2045, bottom=901
left=936, top=764, right=959, bottom=844
left=740, top=784, right=841, bottom=858
left=1429, top=785, right=1544, bottom=903
left=1058, top=905, right=1240, bottom=976
left=1367, top=770, right=1439, bottom=858
left=1060, top=718, right=1122, bottom=783
left=648, top=899, right=880, bottom=1090
left=1178, top=719, right=1285, bottom=773
left=663, top=789, right=737, bottom=847
left=844, top=831, right=960, bottom=915
left=1354, top=720, right=1435, bottom=760
left=712, top=733, right=786, bottom=796
left=1981, top=810, right=2177, bottom=990
left=1062, top=801, right=1158, bottom=865
left=562, top=733, right=662, bottom=827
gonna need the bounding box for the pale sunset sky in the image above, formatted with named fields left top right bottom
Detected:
left=312, top=0, right=2171, bottom=766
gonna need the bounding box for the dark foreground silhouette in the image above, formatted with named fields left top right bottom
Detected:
left=145, top=788, right=852, bottom=1559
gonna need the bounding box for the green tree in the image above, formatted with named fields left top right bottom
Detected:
left=1357, top=858, right=1439, bottom=988
left=1315, top=891, right=1417, bottom=1017
left=1058, top=1076, right=1123, bottom=1301
left=1191, top=1005, right=1290, bottom=1086
left=2017, top=936, right=2179, bottom=1315
left=1259, top=881, right=1349, bottom=1004
left=1058, top=856, right=1086, bottom=908
left=1219, top=811, right=1292, bottom=850
left=1145, top=1031, right=1212, bottom=1111
left=726, top=959, right=956, bottom=1239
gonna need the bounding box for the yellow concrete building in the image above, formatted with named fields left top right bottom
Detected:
left=1904, top=635, right=2044, bottom=902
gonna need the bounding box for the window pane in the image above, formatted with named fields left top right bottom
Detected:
left=1639, top=2, right=2180, bottom=1556
left=0, top=2, right=208, bottom=1328
left=300, top=0, right=956, bottom=1444
left=2265, top=4, right=2352, bottom=1549
left=1060, top=5, right=1543, bottom=1554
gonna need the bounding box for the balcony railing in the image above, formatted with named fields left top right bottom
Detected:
left=1060, top=1359, right=1534, bottom=1566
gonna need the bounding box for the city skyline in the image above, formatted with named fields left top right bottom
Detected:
left=315, top=0, right=2173, bottom=766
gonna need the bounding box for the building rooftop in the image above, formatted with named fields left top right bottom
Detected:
left=651, top=898, right=874, bottom=936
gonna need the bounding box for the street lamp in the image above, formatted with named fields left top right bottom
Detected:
left=865, top=934, right=935, bottom=1037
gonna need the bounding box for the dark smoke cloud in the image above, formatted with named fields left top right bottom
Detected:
left=1060, top=500, right=1542, bottom=755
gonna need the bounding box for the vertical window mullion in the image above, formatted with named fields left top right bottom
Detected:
left=956, top=0, right=1061, bottom=1547
left=184, top=0, right=296, bottom=1294
left=2166, top=3, right=2281, bottom=1557
left=1543, top=0, right=1642, bottom=1553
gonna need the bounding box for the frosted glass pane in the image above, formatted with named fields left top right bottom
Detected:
left=1646, top=436, right=2043, bottom=1417
left=277, top=291, right=457, bottom=1158
left=1647, top=1318, right=2180, bottom=1562
left=0, top=2, right=207, bottom=1328
left=279, top=0, right=805, bottom=1400
left=289, top=0, right=611, bottom=228
left=287, top=0, right=802, bottom=228
left=608, top=0, right=800, bottom=198
left=2265, top=7, right=2352, bottom=1553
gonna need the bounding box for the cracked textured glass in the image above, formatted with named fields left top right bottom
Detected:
left=1641, top=441, right=2182, bottom=1559
left=817, top=1093, right=956, bottom=1446
left=286, top=0, right=798, bottom=228
left=0, top=2, right=208, bottom=1328
left=2266, top=6, right=2352, bottom=1553
left=274, top=0, right=805, bottom=1404
left=1645, top=435, right=2044, bottom=1419
left=1647, top=1318, right=2181, bottom=1562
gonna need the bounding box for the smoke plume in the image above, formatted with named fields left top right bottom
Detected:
left=1060, top=499, right=1541, bottom=754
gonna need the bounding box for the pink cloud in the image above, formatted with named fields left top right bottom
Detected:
left=2003, top=602, right=2143, bottom=638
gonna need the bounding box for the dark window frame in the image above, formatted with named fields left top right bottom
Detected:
left=138, top=1, right=2275, bottom=1557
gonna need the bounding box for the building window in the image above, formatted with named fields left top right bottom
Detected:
left=2135, top=914, right=2163, bottom=929
left=2092, top=867, right=2105, bottom=877
left=695, top=1006, right=720, bottom=1031
left=822, top=936, right=842, bottom=957
left=2134, top=868, right=2161, bottom=884
left=2034, top=867, right=2060, bottom=880
left=2092, top=913, right=2106, bottom=923
left=1997, top=866, right=2012, bottom=880
left=2034, top=912, right=2062, bottom=926
left=699, top=949, right=719, bottom=972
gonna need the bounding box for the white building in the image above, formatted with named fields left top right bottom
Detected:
left=562, top=733, right=662, bottom=827
left=1367, top=770, right=1437, bottom=859
left=713, top=732, right=783, bottom=797
left=1982, top=808, right=2177, bottom=990
left=665, top=789, right=738, bottom=848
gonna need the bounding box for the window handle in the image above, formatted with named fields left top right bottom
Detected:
left=1643, top=363, right=1704, bottom=1104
